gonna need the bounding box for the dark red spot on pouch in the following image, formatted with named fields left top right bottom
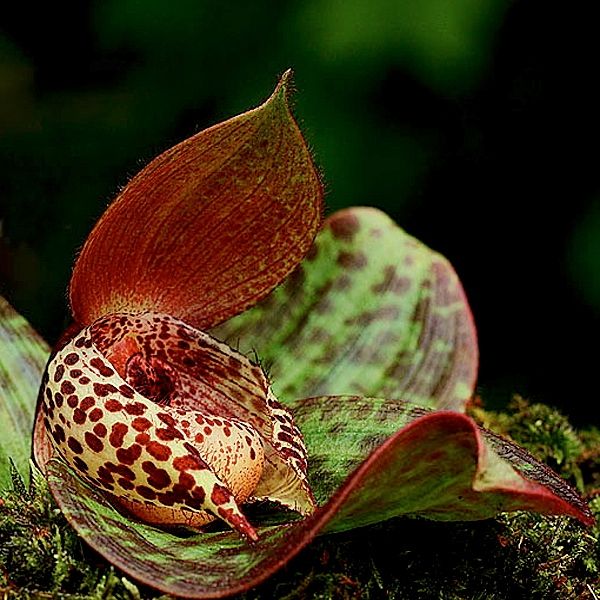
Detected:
left=60, top=380, right=76, bottom=395
left=125, top=402, right=147, bottom=415
left=179, top=472, right=195, bottom=489
left=157, top=412, right=176, bottom=427
left=156, top=427, right=183, bottom=441
left=337, top=251, right=367, bottom=269
left=72, top=456, right=88, bottom=472
left=132, top=417, right=152, bottom=431
left=146, top=441, right=171, bottom=461
left=85, top=432, right=104, bottom=452
left=93, top=423, right=107, bottom=437
left=116, top=444, right=142, bottom=465
left=119, top=384, right=135, bottom=398
left=80, top=396, right=95, bottom=411
left=191, top=486, right=206, bottom=503
left=97, top=465, right=114, bottom=484
left=105, top=399, right=123, bottom=412
left=64, top=353, right=79, bottom=365
left=184, top=496, right=203, bottom=509
left=90, top=357, right=115, bottom=377
left=211, top=484, right=231, bottom=506
left=53, top=364, right=65, bottom=382
left=142, top=461, right=172, bottom=489
left=52, top=424, right=66, bottom=444
left=330, top=212, right=360, bottom=240
left=109, top=423, right=128, bottom=448
left=67, top=436, right=83, bottom=454
left=176, top=327, right=193, bottom=340
left=106, top=462, right=135, bottom=480
left=118, top=478, right=135, bottom=490
left=173, top=455, right=206, bottom=471
left=156, top=491, right=176, bottom=506
left=94, top=382, right=118, bottom=397
left=89, top=408, right=103, bottom=422
left=136, top=432, right=150, bottom=445
left=72, top=408, right=86, bottom=424
left=136, top=485, right=157, bottom=500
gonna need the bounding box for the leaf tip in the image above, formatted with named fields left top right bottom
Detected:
left=274, top=68, right=294, bottom=99
left=279, top=67, right=294, bottom=89
left=260, top=68, right=296, bottom=118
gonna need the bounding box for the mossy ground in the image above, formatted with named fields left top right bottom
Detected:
left=1, top=397, right=599, bottom=600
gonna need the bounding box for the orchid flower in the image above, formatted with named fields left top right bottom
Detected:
left=0, top=71, right=592, bottom=599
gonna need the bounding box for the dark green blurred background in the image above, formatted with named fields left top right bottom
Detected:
left=1, top=1, right=598, bottom=422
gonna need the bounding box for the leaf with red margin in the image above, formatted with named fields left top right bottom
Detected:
left=44, top=398, right=592, bottom=599
left=291, top=396, right=592, bottom=527
left=213, top=206, right=477, bottom=411
left=0, top=297, right=50, bottom=489
left=70, top=70, right=323, bottom=331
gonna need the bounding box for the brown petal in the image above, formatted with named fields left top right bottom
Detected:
left=70, top=70, right=323, bottom=330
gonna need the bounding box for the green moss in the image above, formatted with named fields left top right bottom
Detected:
left=0, top=465, right=162, bottom=600
left=579, top=428, right=600, bottom=491
left=1, top=397, right=599, bottom=599
left=494, top=511, right=599, bottom=599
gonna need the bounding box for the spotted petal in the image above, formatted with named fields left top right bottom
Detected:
left=70, top=70, right=323, bottom=331
left=36, top=311, right=314, bottom=540
left=213, top=206, right=477, bottom=411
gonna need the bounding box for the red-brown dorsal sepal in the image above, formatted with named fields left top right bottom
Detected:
left=69, top=70, right=323, bottom=330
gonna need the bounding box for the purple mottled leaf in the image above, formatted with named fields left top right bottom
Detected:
left=213, top=206, right=477, bottom=411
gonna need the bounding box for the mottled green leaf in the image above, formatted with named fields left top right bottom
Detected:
left=292, top=396, right=592, bottom=529
left=45, top=397, right=592, bottom=599
left=212, top=206, right=477, bottom=411
left=0, top=297, right=50, bottom=488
